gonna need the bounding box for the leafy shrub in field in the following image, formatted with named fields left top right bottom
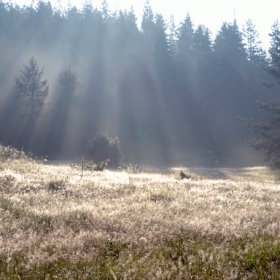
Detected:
left=0, top=144, right=31, bottom=162
left=180, top=170, right=192, bottom=179
left=86, top=133, right=121, bottom=168
left=48, top=180, right=65, bottom=191
left=83, top=159, right=110, bottom=171
left=95, top=159, right=110, bottom=171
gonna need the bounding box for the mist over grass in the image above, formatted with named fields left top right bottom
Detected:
left=1, top=151, right=280, bottom=278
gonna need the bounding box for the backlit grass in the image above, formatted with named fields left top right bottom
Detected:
left=1, top=155, right=280, bottom=279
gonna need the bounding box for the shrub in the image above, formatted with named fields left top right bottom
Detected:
left=180, top=170, right=192, bottom=179
left=48, top=180, right=65, bottom=191
left=0, top=144, right=31, bottom=162
left=83, top=159, right=110, bottom=172
left=86, top=133, right=121, bottom=168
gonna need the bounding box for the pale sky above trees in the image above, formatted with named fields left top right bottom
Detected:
left=12, top=0, right=280, bottom=50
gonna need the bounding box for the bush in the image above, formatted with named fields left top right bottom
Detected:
left=83, top=159, right=110, bottom=172
left=179, top=170, right=192, bottom=179
left=0, top=144, right=31, bottom=162
left=86, top=133, right=121, bottom=168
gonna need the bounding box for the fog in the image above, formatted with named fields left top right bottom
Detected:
left=0, top=1, right=278, bottom=167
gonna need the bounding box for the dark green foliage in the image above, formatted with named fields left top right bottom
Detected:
left=83, top=160, right=96, bottom=171
left=58, top=67, right=78, bottom=99
left=95, top=159, right=110, bottom=171
left=86, top=133, right=121, bottom=168
left=46, top=67, right=79, bottom=156
left=240, top=22, right=280, bottom=168
left=14, top=56, right=49, bottom=120
left=267, top=21, right=280, bottom=81
left=179, top=170, right=191, bottom=179
left=239, top=101, right=280, bottom=168
left=141, top=0, right=154, bottom=33
left=213, top=20, right=247, bottom=74
left=176, top=13, right=195, bottom=77
left=243, top=19, right=266, bottom=66
left=83, top=159, right=110, bottom=171
left=48, top=180, right=65, bottom=192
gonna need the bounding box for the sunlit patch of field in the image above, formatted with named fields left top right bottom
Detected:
left=1, top=159, right=280, bottom=279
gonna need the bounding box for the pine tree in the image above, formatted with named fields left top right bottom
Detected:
left=176, top=13, right=195, bottom=83
left=58, top=67, right=78, bottom=99
left=101, top=0, right=110, bottom=22
left=176, top=13, right=194, bottom=62
left=48, top=67, right=78, bottom=156
left=243, top=19, right=266, bottom=66
left=267, top=21, right=280, bottom=80
left=141, top=0, right=154, bottom=34
left=14, top=56, right=49, bottom=121
left=154, top=13, right=171, bottom=70
left=239, top=21, right=280, bottom=167
left=214, top=20, right=246, bottom=71
left=168, top=15, right=177, bottom=65
left=192, top=25, right=213, bottom=74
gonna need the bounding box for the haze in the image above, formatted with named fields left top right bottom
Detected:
left=12, top=0, right=280, bottom=50
left=0, top=0, right=279, bottom=167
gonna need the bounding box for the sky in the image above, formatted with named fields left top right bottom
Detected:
left=11, top=0, right=280, bottom=50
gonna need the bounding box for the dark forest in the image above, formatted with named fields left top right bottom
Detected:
left=0, top=0, right=279, bottom=167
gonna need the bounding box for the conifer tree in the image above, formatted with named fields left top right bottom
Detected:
left=43, top=67, right=78, bottom=156
left=176, top=13, right=194, bottom=62
left=14, top=56, right=48, bottom=122
left=243, top=19, right=266, bottom=66
left=168, top=15, right=177, bottom=65
left=192, top=25, right=213, bottom=74
left=175, top=13, right=195, bottom=84
left=141, top=0, right=154, bottom=34
left=214, top=20, right=246, bottom=71
left=240, top=21, right=280, bottom=167
left=267, top=21, right=280, bottom=80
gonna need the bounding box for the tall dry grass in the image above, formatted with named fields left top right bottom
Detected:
left=1, top=155, right=280, bottom=278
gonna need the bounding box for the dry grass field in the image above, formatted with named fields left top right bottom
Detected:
left=1, top=147, right=280, bottom=279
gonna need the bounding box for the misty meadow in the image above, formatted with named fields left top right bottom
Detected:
left=1, top=0, right=280, bottom=279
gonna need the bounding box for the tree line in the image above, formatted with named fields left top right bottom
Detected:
left=0, top=0, right=279, bottom=166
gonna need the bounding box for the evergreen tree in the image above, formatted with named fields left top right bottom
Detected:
left=0, top=1, right=8, bottom=36
left=175, top=13, right=195, bottom=93
left=240, top=21, right=280, bottom=167
left=267, top=21, right=280, bottom=80
left=176, top=13, right=194, bottom=66
left=47, top=67, right=78, bottom=156
left=14, top=56, right=49, bottom=121
left=154, top=13, right=171, bottom=72
left=214, top=20, right=246, bottom=72
left=101, top=0, right=111, bottom=22
left=141, top=0, right=154, bottom=34
left=65, top=5, right=83, bottom=54
left=58, top=67, right=78, bottom=99
left=168, top=15, right=177, bottom=65
left=243, top=19, right=266, bottom=66
left=192, top=25, right=213, bottom=74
